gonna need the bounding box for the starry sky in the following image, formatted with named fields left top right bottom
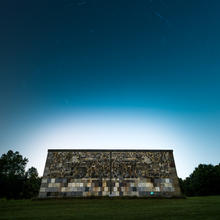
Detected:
left=0, top=0, right=220, bottom=178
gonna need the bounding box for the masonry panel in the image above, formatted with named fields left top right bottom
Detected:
left=39, top=150, right=181, bottom=198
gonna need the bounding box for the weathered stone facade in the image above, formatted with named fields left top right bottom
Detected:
left=39, top=150, right=181, bottom=198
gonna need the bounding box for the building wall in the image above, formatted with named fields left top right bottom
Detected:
left=39, top=150, right=181, bottom=198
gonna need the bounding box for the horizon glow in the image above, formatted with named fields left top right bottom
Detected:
left=3, top=109, right=217, bottom=179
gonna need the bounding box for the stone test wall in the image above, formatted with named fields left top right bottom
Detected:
left=39, top=150, right=181, bottom=198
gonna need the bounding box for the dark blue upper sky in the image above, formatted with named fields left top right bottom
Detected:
left=0, top=0, right=220, bottom=177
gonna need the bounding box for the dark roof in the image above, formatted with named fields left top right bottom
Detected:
left=48, top=149, right=173, bottom=152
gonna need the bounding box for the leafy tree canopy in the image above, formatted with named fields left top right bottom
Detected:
left=0, top=150, right=40, bottom=199
left=0, top=150, right=28, bottom=176
left=26, top=167, right=39, bottom=179
left=179, top=163, right=220, bottom=196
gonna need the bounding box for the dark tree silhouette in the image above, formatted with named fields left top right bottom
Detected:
left=179, top=163, right=220, bottom=196
left=0, top=150, right=41, bottom=199
left=0, top=150, right=28, bottom=176
left=23, top=167, right=41, bottom=198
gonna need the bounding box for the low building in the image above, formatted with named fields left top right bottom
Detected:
left=39, top=149, right=181, bottom=198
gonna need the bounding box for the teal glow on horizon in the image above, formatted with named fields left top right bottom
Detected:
left=2, top=109, right=219, bottom=178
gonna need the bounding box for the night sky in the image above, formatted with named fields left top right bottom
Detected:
left=1, top=0, right=220, bottom=178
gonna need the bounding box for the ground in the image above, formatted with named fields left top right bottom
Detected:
left=0, top=196, right=220, bottom=220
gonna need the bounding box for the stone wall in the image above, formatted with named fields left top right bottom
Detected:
left=39, top=150, right=181, bottom=198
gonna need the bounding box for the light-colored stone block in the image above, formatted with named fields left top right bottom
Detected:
left=146, top=183, right=153, bottom=187
left=155, top=187, right=160, bottom=192
left=42, top=178, right=47, bottom=183
left=165, top=178, right=170, bottom=183
left=40, top=187, right=46, bottom=192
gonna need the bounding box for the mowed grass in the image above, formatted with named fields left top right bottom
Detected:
left=0, top=196, right=220, bottom=220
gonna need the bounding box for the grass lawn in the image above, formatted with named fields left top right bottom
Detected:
left=0, top=196, right=220, bottom=220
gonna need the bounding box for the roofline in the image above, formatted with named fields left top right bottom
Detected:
left=48, top=149, right=173, bottom=152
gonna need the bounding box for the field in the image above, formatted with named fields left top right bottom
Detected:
left=0, top=196, right=220, bottom=220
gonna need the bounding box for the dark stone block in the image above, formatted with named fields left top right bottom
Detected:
left=62, top=178, right=67, bottom=183
left=85, top=187, right=89, bottom=192
left=48, top=187, right=59, bottom=192
left=160, top=179, right=165, bottom=183
left=94, top=181, right=99, bottom=187
left=51, top=192, right=59, bottom=197
left=62, top=192, right=67, bottom=197
left=66, top=192, right=72, bottom=197
left=38, top=192, right=47, bottom=198
left=71, top=192, right=83, bottom=197
left=62, top=183, right=68, bottom=187
left=139, top=191, right=147, bottom=197
left=41, top=183, right=48, bottom=188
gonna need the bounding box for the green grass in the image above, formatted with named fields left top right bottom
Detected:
left=0, top=196, right=220, bottom=220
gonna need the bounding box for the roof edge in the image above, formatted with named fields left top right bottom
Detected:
left=48, top=149, right=173, bottom=152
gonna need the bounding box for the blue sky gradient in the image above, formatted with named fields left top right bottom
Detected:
left=0, top=0, right=220, bottom=178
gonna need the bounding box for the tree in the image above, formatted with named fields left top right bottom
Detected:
left=23, top=167, right=41, bottom=198
left=0, top=150, right=28, bottom=176
left=0, top=150, right=40, bottom=199
left=26, top=167, right=38, bottom=179
left=180, top=164, right=220, bottom=196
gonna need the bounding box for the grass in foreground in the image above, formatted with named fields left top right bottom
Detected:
left=0, top=196, right=220, bottom=220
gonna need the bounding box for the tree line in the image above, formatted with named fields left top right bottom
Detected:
left=0, top=150, right=220, bottom=199
left=179, top=163, right=220, bottom=196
